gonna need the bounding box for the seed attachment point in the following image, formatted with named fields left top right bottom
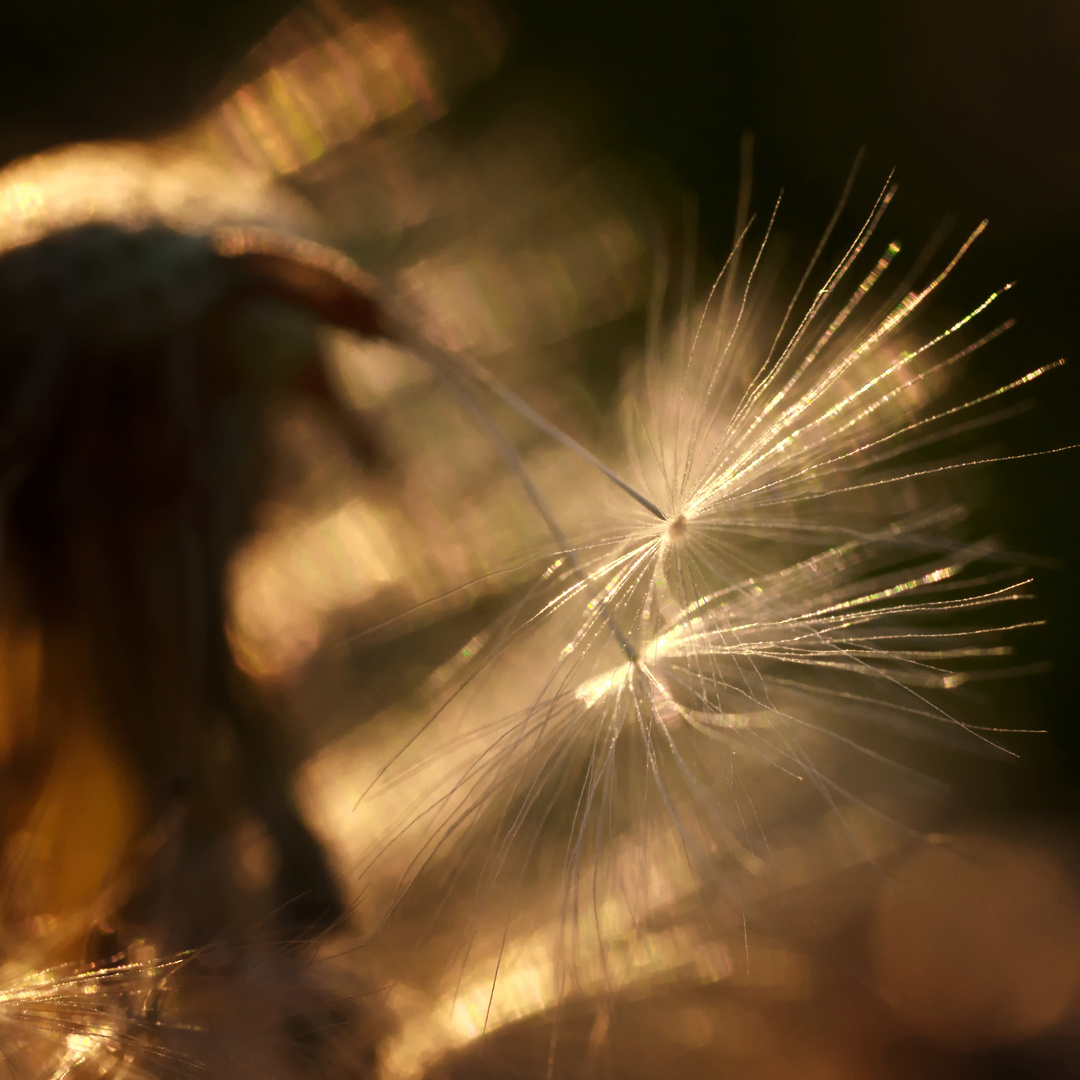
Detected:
left=667, top=513, right=689, bottom=539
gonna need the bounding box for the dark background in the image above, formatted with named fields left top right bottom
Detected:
left=1, top=0, right=1076, bottom=814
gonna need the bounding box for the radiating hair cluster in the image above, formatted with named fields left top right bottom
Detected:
left=342, top=175, right=1059, bottom=1065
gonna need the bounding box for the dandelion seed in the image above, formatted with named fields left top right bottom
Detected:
left=331, top=175, right=1061, bottom=1067
left=0, top=940, right=390, bottom=1080
left=1, top=1, right=1070, bottom=1075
